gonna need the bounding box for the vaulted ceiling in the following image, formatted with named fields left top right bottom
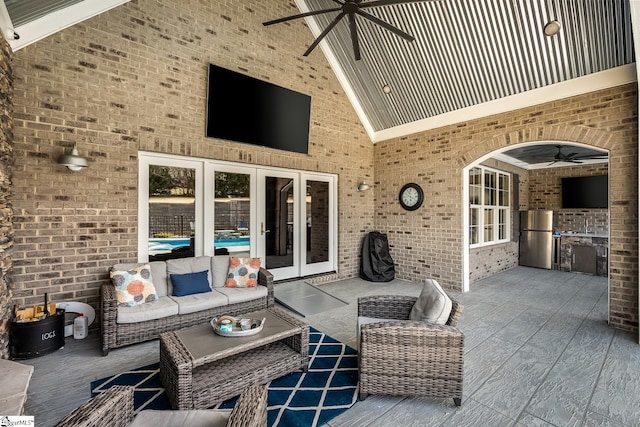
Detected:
left=0, top=0, right=637, bottom=154
left=291, top=0, right=635, bottom=141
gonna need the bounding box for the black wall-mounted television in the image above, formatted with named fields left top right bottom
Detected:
left=561, top=175, right=608, bottom=208
left=206, top=64, right=311, bottom=154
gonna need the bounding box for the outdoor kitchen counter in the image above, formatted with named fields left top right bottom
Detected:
left=560, top=232, right=608, bottom=238
left=558, top=234, right=608, bottom=277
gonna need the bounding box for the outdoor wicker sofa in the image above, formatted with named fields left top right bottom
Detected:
left=358, top=294, right=464, bottom=406
left=54, top=384, right=267, bottom=427
left=102, top=255, right=274, bottom=355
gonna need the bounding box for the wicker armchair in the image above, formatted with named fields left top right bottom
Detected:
left=358, top=294, right=464, bottom=406
left=54, top=386, right=134, bottom=427
left=55, top=384, right=268, bottom=427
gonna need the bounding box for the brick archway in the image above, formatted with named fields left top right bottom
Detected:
left=462, top=125, right=637, bottom=333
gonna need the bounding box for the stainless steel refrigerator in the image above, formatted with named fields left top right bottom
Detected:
left=519, top=210, right=553, bottom=269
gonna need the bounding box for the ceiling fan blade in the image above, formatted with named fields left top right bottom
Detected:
left=348, top=12, right=362, bottom=60
left=355, top=9, right=415, bottom=41
left=572, top=154, right=608, bottom=160
left=303, top=12, right=347, bottom=57
left=263, top=7, right=342, bottom=26
left=360, top=0, right=432, bottom=8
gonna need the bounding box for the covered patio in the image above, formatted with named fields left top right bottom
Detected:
left=25, top=267, right=638, bottom=426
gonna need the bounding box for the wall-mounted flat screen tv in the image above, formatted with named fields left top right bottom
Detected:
left=206, top=64, right=311, bottom=154
left=561, top=175, right=608, bottom=208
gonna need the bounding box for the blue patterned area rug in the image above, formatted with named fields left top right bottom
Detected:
left=91, top=328, right=358, bottom=427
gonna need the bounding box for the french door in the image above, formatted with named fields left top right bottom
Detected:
left=139, top=152, right=337, bottom=281
left=257, top=170, right=337, bottom=281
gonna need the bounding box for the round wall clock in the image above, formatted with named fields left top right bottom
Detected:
left=399, top=183, right=424, bottom=211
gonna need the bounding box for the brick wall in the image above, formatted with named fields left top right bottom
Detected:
left=375, top=84, right=638, bottom=332
left=0, top=36, right=13, bottom=358
left=9, top=0, right=374, bottom=309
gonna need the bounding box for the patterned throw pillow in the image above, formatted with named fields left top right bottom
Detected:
left=110, top=264, right=159, bottom=307
left=225, top=257, right=261, bottom=288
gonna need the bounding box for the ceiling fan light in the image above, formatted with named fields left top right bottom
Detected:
left=544, top=20, right=561, bottom=37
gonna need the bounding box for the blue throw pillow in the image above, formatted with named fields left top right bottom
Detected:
left=170, top=270, right=211, bottom=297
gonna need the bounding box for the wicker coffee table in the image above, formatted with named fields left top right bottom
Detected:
left=159, top=307, right=309, bottom=410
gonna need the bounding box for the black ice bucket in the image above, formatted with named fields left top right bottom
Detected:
left=10, top=309, right=65, bottom=359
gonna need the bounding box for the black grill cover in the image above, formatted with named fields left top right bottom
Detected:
left=360, top=231, right=395, bottom=282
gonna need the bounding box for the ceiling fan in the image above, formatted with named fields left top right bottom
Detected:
left=548, top=145, right=608, bottom=166
left=263, top=0, right=429, bottom=61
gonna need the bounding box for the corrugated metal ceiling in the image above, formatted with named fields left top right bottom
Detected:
left=4, top=0, right=83, bottom=27
left=302, top=0, right=634, bottom=132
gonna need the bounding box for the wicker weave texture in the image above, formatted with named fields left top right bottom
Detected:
left=102, top=267, right=274, bottom=355
left=55, top=385, right=267, bottom=427
left=358, top=294, right=465, bottom=405
left=54, top=385, right=134, bottom=427
left=160, top=308, right=309, bottom=410
left=227, top=385, right=268, bottom=427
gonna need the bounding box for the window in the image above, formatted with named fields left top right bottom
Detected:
left=469, top=166, right=510, bottom=247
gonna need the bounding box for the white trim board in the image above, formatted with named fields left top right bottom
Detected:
left=372, top=64, right=637, bottom=143
left=2, top=0, right=131, bottom=51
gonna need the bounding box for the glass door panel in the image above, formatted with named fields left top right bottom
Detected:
left=258, top=170, right=298, bottom=281
left=147, top=165, right=196, bottom=261
left=306, top=180, right=329, bottom=264
left=213, top=171, right=252, bottom=257
left=138, top=155, right=203, bottom=263
left=300, top=175, right=335, bottom=276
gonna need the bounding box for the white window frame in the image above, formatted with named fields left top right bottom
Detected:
left=469, top=165, right=511, bottom=248
left=138, top=155, right=204, bottom=261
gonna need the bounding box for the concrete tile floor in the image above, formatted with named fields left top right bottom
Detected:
left=22, top=266, right=640, bottom=427
left=309, top=267, right=639, bottom=427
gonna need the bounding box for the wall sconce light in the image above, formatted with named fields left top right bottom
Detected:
left=58, top=143, right=88, bottom=172
left=356, top=182, right=370, bottom=192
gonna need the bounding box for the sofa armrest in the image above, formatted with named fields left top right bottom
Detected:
left=101, top=283, right=118, bottom=356
left=358, top=295, right=417, bottom=320
left=54, top=385, right=134, bottom=427
left=258, top=267, right=274, bottom=308
left=227, top=384, right=268, bottom=427
left=358, top=295, right=464, bottom=327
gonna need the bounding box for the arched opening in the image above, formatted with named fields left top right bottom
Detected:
left=462, top=141, right=610, bottom=307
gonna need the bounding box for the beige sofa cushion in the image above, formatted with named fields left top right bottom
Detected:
left=215, top=285, right=268, bottom=304
left=169, top=289, right=229, bottom=315
left=211, top=255, right=231, bottom=288
left=131, top=409, right=229, bottom=427
left=166, top=256, right=212, bottom=295
left=117, top=296, right=179, bottom=324
left=112, top=261, right=169, bottom=297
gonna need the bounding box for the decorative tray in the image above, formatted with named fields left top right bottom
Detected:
left=211, top=315, right=266, bottom=337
